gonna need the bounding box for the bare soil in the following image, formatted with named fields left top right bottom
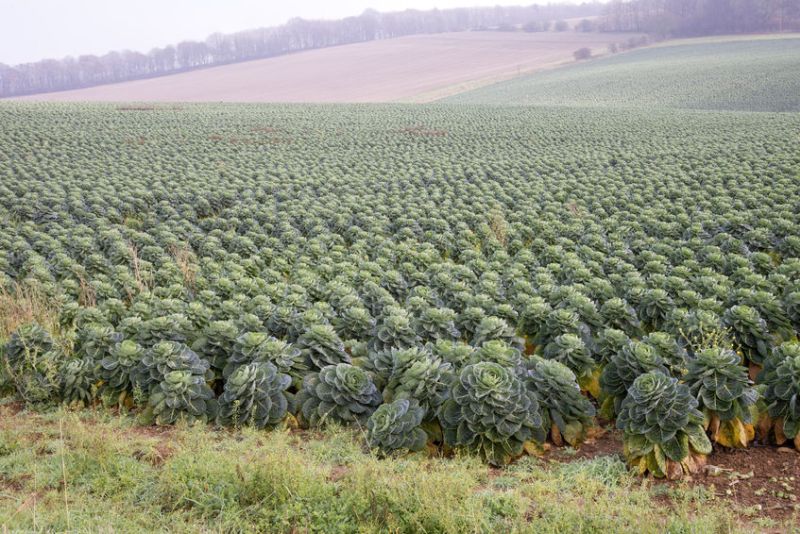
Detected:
left=552, top=428, right=800, bottom=523
left=13, top=32, right=634, bottom=103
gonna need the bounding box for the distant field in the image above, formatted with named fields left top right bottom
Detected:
left=444, top=34, right=800, bottom=111
left=11, top=32, right=633, bottom=103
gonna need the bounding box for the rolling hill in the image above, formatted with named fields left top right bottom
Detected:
left=12, top=32, right=633, bottom=103
left=443, top=34, right=800, bottom=111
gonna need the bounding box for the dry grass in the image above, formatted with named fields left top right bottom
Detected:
left=0, top=282, right=60, bottom=340
left=169, top=244, right=198, bottom=290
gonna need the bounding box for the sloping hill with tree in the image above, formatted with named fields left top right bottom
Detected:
left=11, top=31, right=633, bottom=103
left=0, top=3, right=603, bottom=98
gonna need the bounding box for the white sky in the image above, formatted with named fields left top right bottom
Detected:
left=0, top=0, right=595, bottom=65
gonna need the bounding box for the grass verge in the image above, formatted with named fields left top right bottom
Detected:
left=0, top=398, right=760, bottom=533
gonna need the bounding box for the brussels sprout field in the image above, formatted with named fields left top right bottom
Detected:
left=0, top=99, right=799, bottom=487
left=446, top=35, right=800, bottom=111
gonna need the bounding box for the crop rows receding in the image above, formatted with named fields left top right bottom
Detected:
left=1, top=102, right=799, bottom=475
left=445, top=36, right=800, bottom=112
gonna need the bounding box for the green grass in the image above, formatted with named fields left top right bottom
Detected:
left=0, top=400, right=750, bottom=533
left=443, top=35, right=800, bottom=111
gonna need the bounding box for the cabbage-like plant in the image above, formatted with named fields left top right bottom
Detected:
left=617, top=371, right=712, bottom=479
left=685, top=347, right=758, bottom=448
left=383, top=347, right=452, bottom=416
left=642, top=332, right=689, bottom=376
left=267, top=305, right=295, bottom=340
left=440, top=362, right=546, bottom=466
left=367, top=398, right=427, bottom=455
left=144, top=369, right=217, bottom=426
left=470, top=340, right=522, bottom=370
left=517, top=297, right=551, bottom=353
left=223, top=333, right=306, bottom=382
left=471, top=316, right=523, bottom=350
left=527, top=359, right=596, bottom=447
left=136, top=314, right=192, bottom=347
left=540, top=308, right=593, bottom=351
left=785, top=291, right=800, bottom=332
left=723, top=305, right=771, bottom=366
left=414, top=307, right=460, bottom=342
left=136, top=341, right=211, bottom=394
left=1, top=323, right=60, bottom=404
left=222, top=331, right=268, bottom=378
left=600, top=297, right=641, bottom=336
left=333, top=306, right=375, bottom=341
left=431, top=340, right=475, bottom=370
left=542, top=333, right=596, bottom=381
left=297, top=324, right=350, bottom=371
left=60, top=357, right=97, bottom=406
left=370, top=306, right=419, bottom=353
left=191, top=319, right=239, bottom=374
left=185, top=301, right=213, bottom=333
left=75, top=324, right=122, bottom=360
left=638, top=289, right=674, bottom=331
left=457, top=306, right=487, bottom=340
left=600, top=341, right=669, bottom=415
left=99, top=340, right=145, bottom=402
left=298, top=363, right=381, bottom=427
left=758, top=343, right=800, bottom=448
left=595, top=328, right=631, bottom=365
left=735, top=290, right=793, bottom=340
left=217, top=362, right=291, bottom=429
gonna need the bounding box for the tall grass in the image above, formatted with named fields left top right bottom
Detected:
left=0, top=403, right=756, bottom=533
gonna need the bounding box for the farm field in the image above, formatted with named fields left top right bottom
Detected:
left=2, top=34, right=800, bottom=533
left=10, top=31, right=633, bottom=103
left=445, top=34, right=800, bottom=111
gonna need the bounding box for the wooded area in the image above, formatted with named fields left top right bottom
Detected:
left=602, top=0, right=800, bottom=35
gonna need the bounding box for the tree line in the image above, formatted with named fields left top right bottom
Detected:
left=0, top=3, right=602, bottom=98
left=602, top=0, right=800, bottom=35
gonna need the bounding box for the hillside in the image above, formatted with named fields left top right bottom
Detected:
left=444, top=34, right=800, bottom=111
left=12, top=32, right=633, bottom=103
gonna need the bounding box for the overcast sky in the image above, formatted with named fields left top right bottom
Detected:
left=0, top=0, right=593, bottom=66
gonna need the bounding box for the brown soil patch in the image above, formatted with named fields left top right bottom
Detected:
left=0, top=401, right=25, bottom=417
left=701, top=445, right=800, bottom=520
left=328, top=465, right=350, bottom=482
left=14, top=32, right=637, bottom=103
left=548, top=428, right=800, bottom=523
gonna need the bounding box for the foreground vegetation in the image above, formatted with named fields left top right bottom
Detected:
left=0, top=400, right=752, bottom=533
left=1, top=58, right=799, bottom=529
left=446, top=35, right=800, bottom=111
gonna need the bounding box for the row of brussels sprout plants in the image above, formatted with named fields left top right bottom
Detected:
left=3, top=298, right=799, bottom=476
left=1, top=104, right=799, bottom=477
